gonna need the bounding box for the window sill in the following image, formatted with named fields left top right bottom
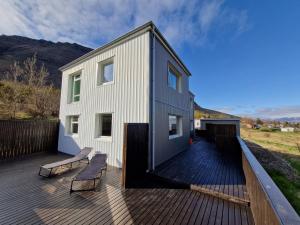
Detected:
left=95, top=136, right=112, bottom=142
left=169, top=134, right=182, bottom=140
left=67, top=101, right=80, bottom=105
left=65, top=134, right=79, bottom=138
left=97, top=81, right=114, bottom=87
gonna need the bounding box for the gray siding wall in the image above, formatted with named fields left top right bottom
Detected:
left=58, top=32, right=150, bottom=167
left=153, top=38, right=190, bottom=167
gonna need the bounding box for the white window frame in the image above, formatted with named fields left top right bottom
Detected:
left=168, top=114, right=183, bottom=140
left=95, top=113, right=113, bottom=141
left=97, top=58, right=114, bottom=86
left=168, top=64, right=182, bottom=92
left=72, top=74, right=81, bottom=102
left=66, top=115, right=79, bottom=136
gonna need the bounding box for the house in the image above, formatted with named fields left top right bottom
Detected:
left=58, top=22, right=193, bottom=170
left=194, top=119, right=201, bottom=130
left=199, top=118, right=241, bottom=136
left=281, top=127, right=295, bottom=132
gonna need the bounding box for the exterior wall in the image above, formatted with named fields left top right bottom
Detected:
left=58, top=32, right=150, bottom=167
left=200, top=119, right=241, bottom=136
left=153, top=38, right=190, bottom=167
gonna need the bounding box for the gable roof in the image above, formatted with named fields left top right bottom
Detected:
left=59, top=21, right=191, bottom=76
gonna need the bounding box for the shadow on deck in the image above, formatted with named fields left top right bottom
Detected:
left=0, top=151, right=254, bottom=225
left=154, top=138, right=250, bottom=203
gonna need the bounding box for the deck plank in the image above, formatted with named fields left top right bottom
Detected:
left=0, top=151, right=255, bottom=225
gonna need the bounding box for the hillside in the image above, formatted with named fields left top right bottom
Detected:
left=194, top=102, right=239, bottom=119
left=0, top=35, right=92, bottom=87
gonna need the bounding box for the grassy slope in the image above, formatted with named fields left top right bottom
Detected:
left=241, top=127, right=300, bottom=214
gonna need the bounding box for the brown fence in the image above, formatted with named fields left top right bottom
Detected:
left=237, top=137, right=300, bottom=225
left=0, top=120, right=59, bottom=160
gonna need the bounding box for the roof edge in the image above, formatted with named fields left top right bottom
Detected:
left=59, top=21, right=191, bottom=76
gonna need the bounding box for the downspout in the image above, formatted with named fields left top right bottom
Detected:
left=152, top=29, right=156, bottom=171
left=148, top=28, right=156, bottom=171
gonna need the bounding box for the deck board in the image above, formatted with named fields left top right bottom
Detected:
left=0, top=152, right=254, bottom=225
left=154, top=138, right=249, bottom=202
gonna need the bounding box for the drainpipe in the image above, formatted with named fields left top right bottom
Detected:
left=148, top=27, right=156, bottom=172
left=151, top=29, right=156, bottom=171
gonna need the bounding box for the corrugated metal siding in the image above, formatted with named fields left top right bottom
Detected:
left=58, top=32, right=150, bottom=167
left=153, top=38, right=190, bottom=166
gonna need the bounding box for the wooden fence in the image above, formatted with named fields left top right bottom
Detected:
left=0, top=120, right=59, bottom=160
left=237, top=137, right=300, bottom=225
left=122, top=123, right=149, bottom=188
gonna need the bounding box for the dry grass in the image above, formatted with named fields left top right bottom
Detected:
left=241, top=127, right=300, bottom=214
left=241, top=127, right=300, bottom=156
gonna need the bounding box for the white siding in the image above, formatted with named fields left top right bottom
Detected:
left=58, top=32, right=150, bottom=167
left=153, top=38, right=190, bottom=167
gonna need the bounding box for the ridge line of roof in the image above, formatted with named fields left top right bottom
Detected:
left=59, top=21, right=191, bottom=76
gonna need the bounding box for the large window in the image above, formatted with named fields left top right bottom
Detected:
left=68, top=115, right=79, bottom=135
left=168, top=65, right=181, bottom=92
left=95, top=113, right=112, bottom=139
left=98, top=59, right=114, bottom=85
left=71, top=74, right=81, bottom=102
left=169, top=114, right=182, bottom=139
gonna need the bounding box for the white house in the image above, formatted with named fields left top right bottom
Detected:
left=58, top=22, right=193, bottom=170
left=281, top=127, right=295, bottom=132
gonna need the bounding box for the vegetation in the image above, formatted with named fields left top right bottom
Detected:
left=241, top=126, right=300, bottom=214
left=0, top=55, right=60, bottom=119
left=267, top=170, right=300, bottom=213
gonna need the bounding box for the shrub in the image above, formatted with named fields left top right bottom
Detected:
left=259, top=127, right=272, bottom=132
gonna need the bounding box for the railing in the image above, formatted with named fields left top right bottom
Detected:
left=237, top=137, right=300, bottom=225
left=0, top=119, right=59, bottom=160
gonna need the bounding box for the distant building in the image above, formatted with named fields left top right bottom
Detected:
left=281, top=127, right=295, bottom=132
left=194, top=119, right=201, bottom=130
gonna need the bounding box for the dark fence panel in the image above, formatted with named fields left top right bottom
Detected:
left=122, top=123, right=149, bottom=188
left=0, top=120, right=59, bottom=160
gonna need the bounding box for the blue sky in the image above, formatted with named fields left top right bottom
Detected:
left=0, top=0, right=299, bottom=118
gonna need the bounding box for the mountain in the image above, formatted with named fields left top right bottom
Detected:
left=274, top=117, right=300, bottom=123
left=0, top=35, right=92, bottom=87
left=194, top=102, right=239, bottom=119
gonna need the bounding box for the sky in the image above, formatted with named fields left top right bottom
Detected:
left=0, top=0, right=299, bottom=119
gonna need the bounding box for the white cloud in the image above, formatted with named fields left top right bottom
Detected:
left=0, top=0, right=249, bottom=48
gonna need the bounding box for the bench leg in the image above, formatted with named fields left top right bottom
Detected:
left=49, top=168, right=53, bottom=177
left=38, top=167, right=42, bottom=176
left=70, top=180, right=74, bottom=194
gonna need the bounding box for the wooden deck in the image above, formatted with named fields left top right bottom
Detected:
left=0, top=152, right=254, bottom=224
left=154, top=138, right=249, bottom=203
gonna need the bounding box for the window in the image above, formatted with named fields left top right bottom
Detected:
left=169, top=115, right=182, bottom=139
left=95, top=114, right=112, bottom=139
left=68, top=115, right=79, bottom=135
left=71, top=74, right=81, bottom=102
left=168, top=65, right=181, bottom=92
left=98, top=59, right=114, bottom=85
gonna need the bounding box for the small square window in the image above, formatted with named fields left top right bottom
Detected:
left=95, top=113, right=112, bottom=138
left=98, top=59, right=114, bottom=85
left=168, top=65, right=181, bottom=92
left=169, top=114, right=182, bottom=139
left=67, top=115, right=79, bottom=135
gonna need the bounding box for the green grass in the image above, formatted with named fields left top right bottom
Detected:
left=288, top=159, right=300, bottom=175
left=267, top=169, right=300, bottom=214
